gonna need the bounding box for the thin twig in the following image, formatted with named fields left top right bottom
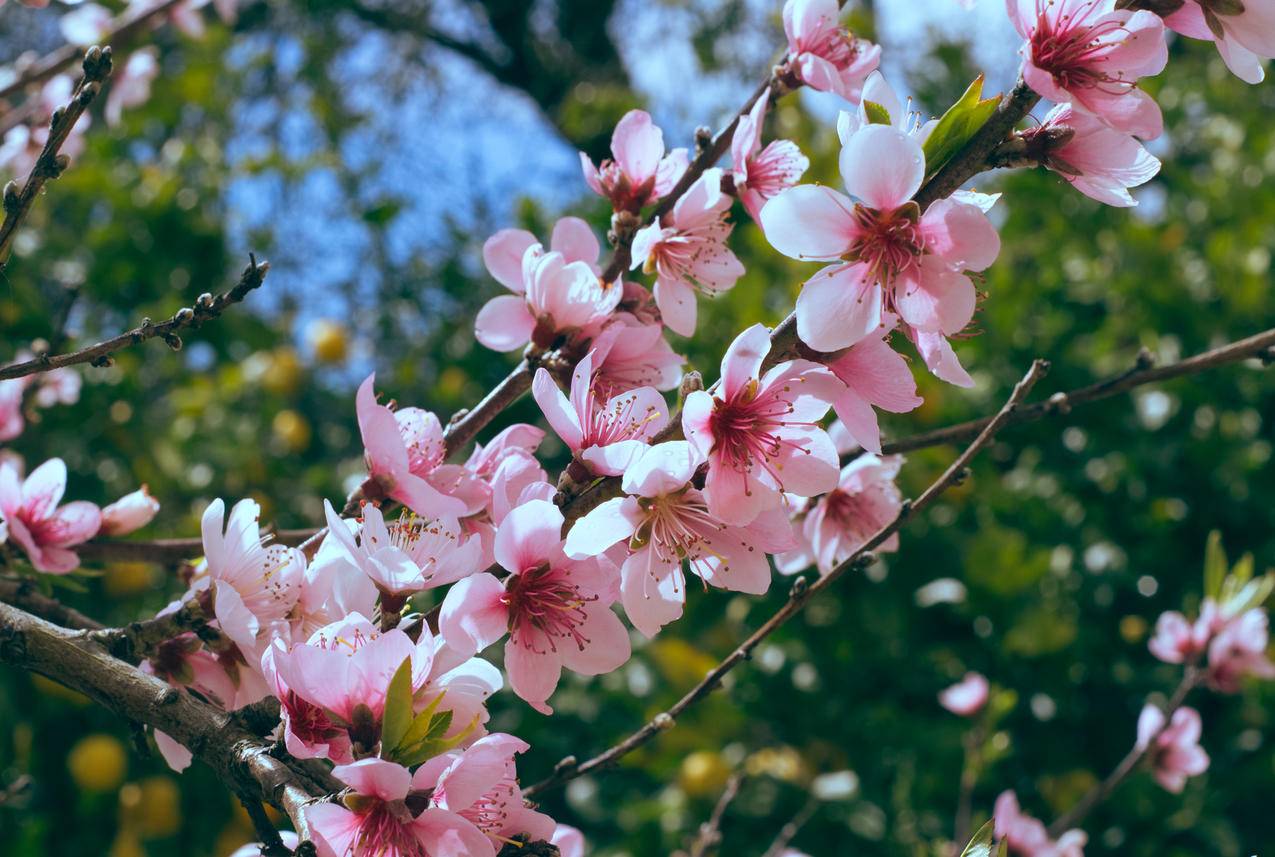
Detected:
left=685, top=772, right=745, bottom=857
left=524, top=361, right=1049, bottom=798
left=0, top=575, right=104, bottom=631
left=760, top=798, right=819, bottom=857
left=0, top=46, right=114, bottom=269
left=239, top=796, right=292, bottom=857
left=0, top=257, right=269, bottom=381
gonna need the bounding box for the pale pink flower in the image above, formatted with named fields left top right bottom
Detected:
left=1148, top=606, right=1214, bottom=665
left=105, top=48, right=159, bottom=126
left=1164, top=1, right=1275, bottom=84
left=145, top=630, right=270, bottom=715
left=1021, top=103, right=1160, bottom=207
left=776, top=454, right=902, bottom=576
left=682, top=324, right=843, bottom=526
left=994, top=790, right=1088, bottom=857
left=580, top=109, right=689, bottom=212
left=99, top=485, right=160, bottom=536
left=939, top=672, right=990, bottom=717
left=760, top=123, right=999, bottom=370
left=416, top=733, right=556, bottom=847
left=630, top=168, right=745, bottom=337
left=307, top=758, right=493, bottom=857
left=60, top=3, right=113, bottom=46
left=32, top=365, right=81, bottom=408
left=0, top=458, right=100, bottom=574
left=0, top=379, right=26, bottom=442
left=731, top=93, right=809, bottom=223
left=589, top=312, right=685, bottom=396
left=532, top=350, right=669, bottom=477
left=439, top=499, right=629, bottom=714
left=476, top=218, right=621, bottom=352
left=1136, top=704, right=1210, bottom=793
left=783, top=0, right=882, bottom=102
left=825, top=314, right=923, bottom=453
left=356, top=374, right=470, bottom=518
left=1007, top=0, right=1168, bottom=138
left=1206, top=607, right=1275, bottom=692
left=565, top=441, right=795, bottom=637
left=293, top=521, right=379, bottom=640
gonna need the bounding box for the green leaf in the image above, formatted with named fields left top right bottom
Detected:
left=379, top=657, right=415, bottom=757
left=1203, top=530, right=1227, bottom=598
left=960, top=819, right=997, bottom=857
left=863, top=100, right=892, bottom=126
left=921, top=75, right=1001, bottom=180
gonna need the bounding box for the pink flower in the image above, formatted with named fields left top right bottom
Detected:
left=1007, top=0, right=1168, bottom=138
left=105, top=48, right=159, bottom=126
left=682, top=324, right=843, bottom=526
left=565, top=441, right=796, bottom=637
left=198, top=498, right=304, bottom=656
left=356, top=374, right=470, bottom=518
left=552, top=825, right=586, bottom=857
left=416, top=733, right=556, bottom=847
left=825, top=315, right=923, bottom=453
left=777, top=454, right=903, bottom=576
left=476, top=217, right=621, bottom=352
left=939, top=672, right=990, bottom=717
left=60, top=3, right=112, bottom=46
left=731, top=93, right=810, bottom=223
left=760, top=123, right=999, bottom=366
left=1136, top=704, right=1210, bottom=793
left=99, top=485, right=160, bottom=536
left=994, top=790, right=1087, bottom=857
left=630, top=168, right=745, bottom=337
left=589, top=312, right=686, bottom=396
left=580, top=109, right=689, bottom=212
left=1148, top=606, right=1213, bottom=665
left=1021, top=103, right=1160, bottom=207
left=0, top=458, right=101, bottom=574
left=783, top=0, right=882, bottom=102
left=439, top=499, right=630, bottom=714
left=1164, top=1, right=1275, bottom=84
left=532, top=350, right=669, bottom=477
left=1206, top=607, right=1275, bottom=692
left=307, top=758, right=493, bottom=857
left=31, top=365, right=81, bottom=408
left=0, top=378, right=27, bottom=442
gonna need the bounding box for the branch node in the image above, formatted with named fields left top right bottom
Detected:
left=552, top=756, right=578, bottom=775
left=651, top=712, right=675, bottom=731
left=1134, top=346, right=1156, bottom=370
left=1047, top=391, right=1071, bottom=414
left=788, top=575, right=808, bottom=600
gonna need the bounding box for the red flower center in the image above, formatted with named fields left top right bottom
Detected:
left=1030, top=1, right=1134, bottom=93
left=503, top=563, right=596, bottom=654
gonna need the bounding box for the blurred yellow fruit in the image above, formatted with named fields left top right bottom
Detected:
left=745, top=746, right=805, bottom=782
left=104, top=562, right=157, bottom=597
left=679, top=750, right=730, bottom=797
left=32, top=673, right=89, bottom=706
left=261, top=348, right=302, bottom=396
left=308, top=319, right=350, bottom=364
left=648, top=638, right=718, bottom=687
left=121, top=776, right=182, bottom=839
left=272, top=409, right=311, bottom=452
left=1119, top=614, right=1148, bottom=644
left=68, top=734, right=128, bottom=792
left=437, top=365, right=468, bottom=399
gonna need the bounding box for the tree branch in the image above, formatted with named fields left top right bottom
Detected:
left=760, top=798, right=819, bottom=857
left=0, top=575, right=104, bottom=631
left=1, top=256, right=269, bottom=380
left=524, top=360, right=1050, bottom=798
left=685, top=772, right=744, bottom=857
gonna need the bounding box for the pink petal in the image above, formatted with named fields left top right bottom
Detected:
left=474, top=295, right=535, bottom=352
left=440, top=573, right=509, bottom=655
left=531, top=368, right=584, bottom=450
left=718, top=323, right=772, bottom=399
left=759, top=185, right=856, bottom=261
left=558, top=606, right=631, bottom=675
left=921, top=198, right=1001, bottom=271
left=896, top=259, right=975, bottom=335
left=620, top=440, right=699, bottom=497
left=41, top=500, right=102, bottom=546
left=550, top=216, right=600, bottom=266
left=493, top=499, right=564, bottom=574
left=654, top=276, right=698, bottom=337
left=620, top=552, right=684, bottom=638
left=505, top=639, right=562, bottom=714
left=839, top=124, right=925, bottom=210
left=796, top=262, right=885, bottom=352
left=612, top=110, right=664, bottom=184
left=482, top=229, right=536, bottom=292
left=332, top=758, right=413, bottom=801
left=22, top=457, right=67, bottom=521
left=564, top=497, right=641, bottom=559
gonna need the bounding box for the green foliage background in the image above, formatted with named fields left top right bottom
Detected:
left=1, top=2, right=1273, bottom=855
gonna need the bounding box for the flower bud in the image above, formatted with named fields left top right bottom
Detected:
left=99, top=485, right=160, bottom=536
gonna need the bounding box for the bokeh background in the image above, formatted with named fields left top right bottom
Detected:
left=2, top=1, right=1274, bottom=855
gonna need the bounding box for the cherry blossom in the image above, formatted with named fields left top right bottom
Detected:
left=731, top=93, right=810, bottom=223
left=476, top=218, right=621, bottom=352
left=824, top=314, right=923, bottom=453
left=631, top=168, right=745, bottom=337
left=682, top=324, right=843, bottom=526
left=99, top=485, right=160, bottom=536
left=589, top=312, right=686, bottom=396
left=939, top=672, right=990, bottom=717
left=0, top=458, right=101, bottom=574
left=0, top=379, right=27, bottom=442
left=994, top=790, right=1088, bottom=857
left=532, top=350, right=669, bottom=477
left=580, top=109, right=689, bottom=212
left=1163, top=0, right=1275, bottom=84
left=782, top=0, right=881, bottom=103
left=1206, top=606, right=1275, bottom=692
left=1148, top=604, right=1216, bottom=665
left=565, top=441, right=795, bottom=637
left=439, top=499, right=629, bottom=714
left=1020, top=103, right=1161, bottom=207
left=1136, top=704, right=1210, bottom=793
left=1007, top=0, right=1168, bottom=138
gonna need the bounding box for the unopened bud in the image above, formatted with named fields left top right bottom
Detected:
left=99, top=485, right=160, bottom=536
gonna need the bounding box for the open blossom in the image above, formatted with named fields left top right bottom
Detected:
left=783, top=0, right=881, bottom=102
left=99, top=485, right=160, bottom=536
left=939, top=672, right=990, bottom=717
left=0, top=378, right=24, bottom=441
left=356, top=374, right=471, bottom=518
left=631, top=168, right=745, bottom=337
left=565, top=441, right=796, bottom=637
left=580, top=109, right=689, bottom=212
left=761, top=122, right=999, bottom=370
left=476, top=217, right=621, bottom=352
left=440, top=499, right=629, bottom=714
left=307, top=758, right=494, bottom=857
left=1163, top=1, right=1275, bottom=84
left=1148, top=604, right=1217, bottom=664
left=776, top=454, right=903, bottom=576
left=532, top=350, right=668, bottom=477
left=1008, top=0, right=1168, bottom=138
left=1206, top=607, right=1275, bottom=692
left=825, top=314, right=923, bottom=453
left=0, top=458, right=101, bottom=574
left=1136, top=704, right=1210, bottom=793
left=994, top=790, right=1088, bottom=857
left=1020, top=103, right=1160, bottom=207
left=682, top=324, right=843, bottom=526
left=589, top=312, right=685, bottom=396
left=731, top=93, right=810, bottom=223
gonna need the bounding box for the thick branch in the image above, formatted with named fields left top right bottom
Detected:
left=89, top=600, right=215, bottom=663
left=0, top=257, right=269, bottom=381
left=524, top=361, right=1049, bottom=798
